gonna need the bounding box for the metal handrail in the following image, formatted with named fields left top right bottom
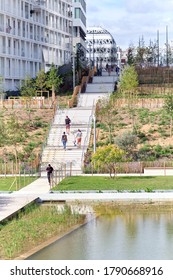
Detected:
left=39, top=99, right=59, bottom=164
left=81, top=101, right=96, bottom=167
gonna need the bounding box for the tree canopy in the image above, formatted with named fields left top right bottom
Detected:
left=118, top=65, right=139, bottom=94
left=91, top=144, right=126, bottom=177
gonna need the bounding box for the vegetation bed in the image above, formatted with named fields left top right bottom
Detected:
left=0, top=204, right=85, bottom=259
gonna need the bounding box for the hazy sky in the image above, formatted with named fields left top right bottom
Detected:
left=86, top=0, right=173, bottom=49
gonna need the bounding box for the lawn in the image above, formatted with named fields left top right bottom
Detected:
left=54, top=175, right=173, bottom=192
left=0, top=176, right=38, bottom=191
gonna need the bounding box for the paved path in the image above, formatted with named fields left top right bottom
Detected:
left=0, top=193, right=39, bottom=222
left=1, top=174, right=173, bottom=223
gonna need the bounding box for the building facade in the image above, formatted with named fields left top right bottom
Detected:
left=86, top=26, right=117, bottom=69
left=0, top=0, right=73, bottom=91
left=72, top=0, right=86, bottom=67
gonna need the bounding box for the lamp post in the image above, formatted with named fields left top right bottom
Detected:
left=89, top=43, right=92, bottom=69
left=70, top=7, right=75, bottom=89
left=72, top=49, right=75, bottom=89
left=92, top=32, right=95, bottom=67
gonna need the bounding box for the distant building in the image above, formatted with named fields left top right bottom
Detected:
left=86, top=26, right=117, bottom=69
left=0, top=0, right=73, bottom=91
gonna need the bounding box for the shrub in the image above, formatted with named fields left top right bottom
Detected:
left=114, top=131, right=138, bottom=153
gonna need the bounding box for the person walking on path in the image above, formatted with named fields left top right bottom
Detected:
left=108, top=64, right=111, bottom=76
left=65, top=116, right=71, bottom=134
left=61, top=132, right=67, bottom=150
left=46, top=164, right=54, bottom=186
left=75, top=129, right=82, bottom=148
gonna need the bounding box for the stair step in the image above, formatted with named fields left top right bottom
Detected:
left=40, top=74, right=116, bottom=174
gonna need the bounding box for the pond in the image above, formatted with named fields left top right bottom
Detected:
left=27, top=207, right=173, bottom=260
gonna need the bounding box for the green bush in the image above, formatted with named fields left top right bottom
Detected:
left=114, top=131, right=138, bottom=152
left=33, top=121, right=44, bottom=128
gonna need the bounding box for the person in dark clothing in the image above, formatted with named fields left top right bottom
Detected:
left=65, top=116, right=71, bottom=134
left=46, top=164, right=54, bottom=185
left=61, top=132, right=67, bottom=150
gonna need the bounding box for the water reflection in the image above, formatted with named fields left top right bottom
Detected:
left=27, top=210, right=173, bottom=260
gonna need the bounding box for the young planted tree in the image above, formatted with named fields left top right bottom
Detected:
left=96, top=97, right=117, bottom=144
left=46, top=64, right=63, bottom=102
left=20, top=75, right=36, bottom=98
left=6, top=113, right=26, bottom=188
left=0, top=112, right=6, bottom=147
left=0, top=75, right=3, bottom=93
left=118, top=65, right=139, bottom=130
left=118, top=65, right=138, bottom=94
left=20, top=76, right=36, bottom=126
left=145, top=40, right=158, bottom=67
left=91, top=144, right=126, bottom=177
left=164, top=95, right=173, bottom=137
left=127, top=45, right=135, bottom=65
left=35, top=69, right=47, bottom=95
left=135, top=36, right=146, bottom=67
left=114, top=131, right=138, bottom=155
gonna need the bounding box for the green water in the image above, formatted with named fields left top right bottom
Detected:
left=27, top=210, right=173, bottom=260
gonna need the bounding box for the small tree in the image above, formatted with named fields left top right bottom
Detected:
left=127, top=45, right=135, bottom=65
left=35, top=69, right=47, bottom=94
left=135, top=36, right=146, bottom=66
left=114, top=131, right=138, bottom=154
left=91, top=144, right=126, bottom=177
left=0, top=75, right=3, bottom=96
left=118, top=65, right=139, bottom=94
left=46, top=64, right=63, bottom=102
left=164, top=95, right=173, bottom=137
left=96, top=97, right=117, bottom=144
left=0, top=112, right=6, bottom=147
left=118, top=65, right=139, bottom=130
left=20, top=75, right=36, bottom=98
left=6, top=113, right=26, bottom=187
left=20, top=76, right=36, bottom=126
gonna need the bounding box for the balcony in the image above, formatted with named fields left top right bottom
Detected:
left=32, top=0, right=46, bottom=13
left=32, top=5, right=41, bottom=13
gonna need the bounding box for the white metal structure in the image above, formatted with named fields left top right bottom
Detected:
left=86, top=26, right=117, bottom=69
left=0, top=0, right=73, bottom=91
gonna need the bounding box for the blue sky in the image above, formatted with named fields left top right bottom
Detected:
left=86, top=0, right=173, bottom=49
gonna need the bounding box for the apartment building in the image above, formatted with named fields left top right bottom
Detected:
left=72, top=0, right=86, bottom=65
left=86, top=26, right=117, bottom=69
left=0, top=0, right=73, bottom=91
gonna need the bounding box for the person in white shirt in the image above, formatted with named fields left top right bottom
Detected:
left=75, top=129, right=82, bottom=148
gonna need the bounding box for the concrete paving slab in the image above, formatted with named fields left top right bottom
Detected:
left=39, top=191, right=173, bottom=203
left=0, top=194, right=39, bottom=222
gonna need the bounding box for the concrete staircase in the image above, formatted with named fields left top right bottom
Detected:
left=41, top=107, right=92, bottom=175
left=41, top=71, right=117, bottom=175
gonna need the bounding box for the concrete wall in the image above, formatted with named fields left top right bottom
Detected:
left=144, top=168, right=173, bottom=176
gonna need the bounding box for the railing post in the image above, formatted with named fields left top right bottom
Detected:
left=70, top=162, right=72, bottom=176
left=93, top=114, right=96, bottom=153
